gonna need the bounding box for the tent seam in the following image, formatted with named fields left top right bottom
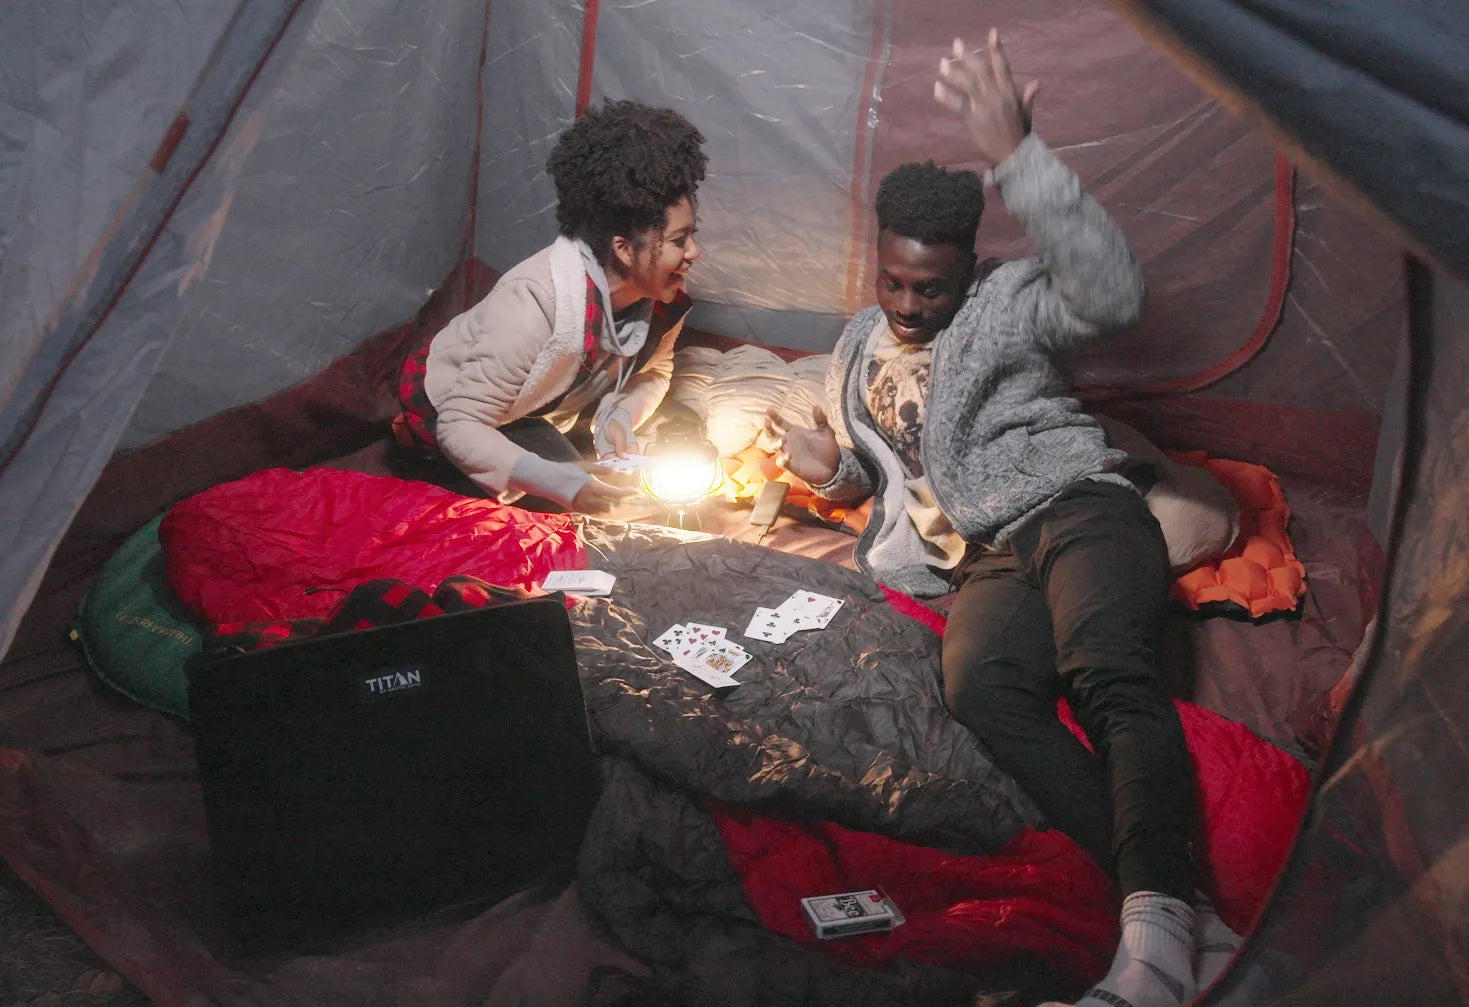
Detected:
left=1086, top=155, right=1298, bottom=403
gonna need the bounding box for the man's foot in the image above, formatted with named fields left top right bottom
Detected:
left=1042, top=892, right=1197, bottom=1007
left=1192, top=894, right=1242, bottom=992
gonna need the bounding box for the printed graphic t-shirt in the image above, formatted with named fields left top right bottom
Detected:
left=863, top=322, right=967, bottom=570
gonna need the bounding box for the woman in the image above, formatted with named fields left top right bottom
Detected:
left=394, top=100, right=707, bottom=513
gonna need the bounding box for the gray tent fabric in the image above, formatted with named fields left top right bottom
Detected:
left=0, top=0, right=242, bottom=388
left=0, top=0, right=482, bottom=656
left=119, top=0, right=483, bottom=450
left=1198, top=268, right=1469, bottom=1007
left=1113, top=4, right=1469, bottom=1002
left=0, top=0, right=303, bottom=658
left=0, top=0, right=1411, bottom=654
left=1117, top=0, right=1469, bottom=284
left=474, top=0, right=881, bottom=352
left=1, top=0, right=1467, bottom=1002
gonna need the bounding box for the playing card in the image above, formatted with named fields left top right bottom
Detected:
left=684, top=622, right=728, bottom=643
left=702, top=639, right=751, bottom=677
left=744, top=606, right=793, bottom=643
left=652, top=623, right=691, bottom=654
left=741, top=591, right=844, bottom=645
left=653, top=621, right=727, bottom=654
left=675, top=638, right=750, bottom=683
left=595, top=455, right=655, bottom=473
left=676, top=663, right=738, bottom=689
left=776, top=591, right=843, bottom=629
left=670, top=633, right=717, bottom=667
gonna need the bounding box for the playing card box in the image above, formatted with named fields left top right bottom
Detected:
left=540, top=570, right=616, bottom=596
left=800, top=889, right=902, bottom=940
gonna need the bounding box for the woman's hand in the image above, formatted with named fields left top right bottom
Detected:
left=933, top=29, right=1040, bottom=169
left=764, top=406, right=841, bottom=487
left=570, top=475, right=638, bottom=514
left=601, top=419, right=635, bottom=459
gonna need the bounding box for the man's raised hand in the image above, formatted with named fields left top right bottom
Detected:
left=933, top=29, right=1040, bottom=169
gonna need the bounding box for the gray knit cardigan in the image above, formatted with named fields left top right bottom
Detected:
left=814, top=135, right=1146, bottom=597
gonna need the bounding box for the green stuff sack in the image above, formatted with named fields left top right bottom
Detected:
left=72, top=514, right=202, bottom=720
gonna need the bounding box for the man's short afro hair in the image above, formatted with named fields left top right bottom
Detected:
left=875, top=161, right=984, bottom=250
left=546, top=100, right=708, bottom=255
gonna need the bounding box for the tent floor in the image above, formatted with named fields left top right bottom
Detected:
left=0, top=861, right=153, bottom=1006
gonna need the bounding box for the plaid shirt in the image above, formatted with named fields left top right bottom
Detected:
left=208, top=576, right=535, bottom=653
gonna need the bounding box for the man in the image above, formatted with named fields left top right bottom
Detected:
left=771, top=31, right=1237, bottom=1007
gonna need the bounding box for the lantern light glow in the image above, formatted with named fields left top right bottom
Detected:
left=640, top=449, right=724, bottom=506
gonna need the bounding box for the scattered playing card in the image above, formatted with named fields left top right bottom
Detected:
left=741, top=591, right=845, bottom=644
left=776, top=590, right=843, bottom=629
left=651, top=622, right=747, bottom=687
left=595, top=455, right=655, bottom=473
left=676, top=663, right=738, bottom=689
left=652, top=623, right=691, bottom=655
left=744, top=606, right=793, bottom=643
left=676, top=638, right=750, bottom=683
left=654, top=621, right=728, bottom=654
left=684, top=622, right=728, bottom=643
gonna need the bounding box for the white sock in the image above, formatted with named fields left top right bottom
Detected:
left=1063, top=892, right=1197, bottom=1007
left=1192, top=894, right=1242, bottom=992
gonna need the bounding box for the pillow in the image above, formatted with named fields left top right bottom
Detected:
left=1095, top=415, right=1241, bottom=572
left=72, top=514, right=203, bottom=719
left=667, top=344, right=827, bottom=459
left=1167, top=453, right=1307, bottom=618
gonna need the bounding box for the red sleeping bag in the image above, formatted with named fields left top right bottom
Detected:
left=162, top=467, right=1309, bottom=986
left=711, top=694, right=1307, bottom=986
left=161, top=467, right=584, bottom=621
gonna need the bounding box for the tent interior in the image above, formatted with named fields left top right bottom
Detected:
left=2, top=0, right=1466, bottom=1004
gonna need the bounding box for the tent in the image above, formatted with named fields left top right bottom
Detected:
left=2, top=0, right=1466, bottom=1003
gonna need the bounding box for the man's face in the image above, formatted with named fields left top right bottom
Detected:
left=874, top=231, right=973, bottom=344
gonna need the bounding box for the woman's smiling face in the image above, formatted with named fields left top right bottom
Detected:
left=627, top=196, right=700, bottom=304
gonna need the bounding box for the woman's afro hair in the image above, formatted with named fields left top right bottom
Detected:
left=875, top=161, right=984, bottom=250
left=546, top=100, right=708, bottom=254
